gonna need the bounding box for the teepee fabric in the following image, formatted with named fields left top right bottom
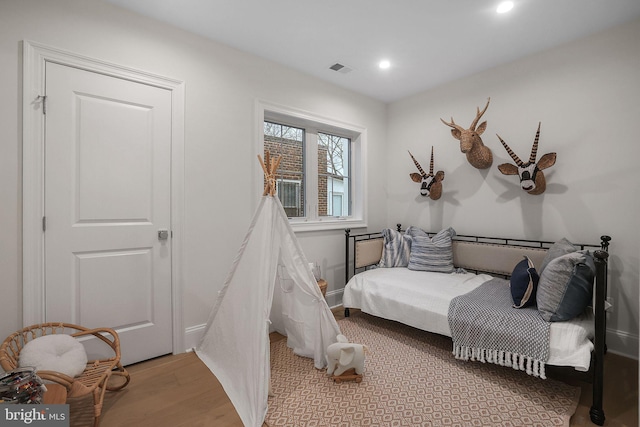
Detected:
left=196, top=195, right=341, bottom=427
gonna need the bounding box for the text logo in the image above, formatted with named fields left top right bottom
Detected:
left=1, top=405, right=69, bottom=426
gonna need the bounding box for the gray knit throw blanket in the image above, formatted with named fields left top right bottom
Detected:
left=448, top=278, right=550, bottom=379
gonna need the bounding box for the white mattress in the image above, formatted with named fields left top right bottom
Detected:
left=343, top=268, right=594, bottom=371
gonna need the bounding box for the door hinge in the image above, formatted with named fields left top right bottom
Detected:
left=37, top=95, right=47, bottom=114
left=42, top=216, right=46, bottom=232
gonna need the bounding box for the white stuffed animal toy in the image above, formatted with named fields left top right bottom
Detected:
left=326, top=334, right=367, bottom=377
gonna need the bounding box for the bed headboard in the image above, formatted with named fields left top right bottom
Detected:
left=452, top=240, right=547, bottom=276
left=345, top=225, right=607, bottom=281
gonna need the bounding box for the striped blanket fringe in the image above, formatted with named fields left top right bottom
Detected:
left=453, top=344, right=547, bottom=379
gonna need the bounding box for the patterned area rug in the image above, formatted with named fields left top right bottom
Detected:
left=266, top=313, right=580, bottom=427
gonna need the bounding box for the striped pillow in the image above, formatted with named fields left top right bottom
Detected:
left=407, top=227, right=456, bottom=273
left=378, top=228, right=412, bottom=268
left=406, top=225, right=429, bottom=238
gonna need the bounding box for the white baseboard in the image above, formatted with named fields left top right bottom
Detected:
left=325, top=288, right=344, bottom=309
left=184, top=323, right=206, bottom=352
left=183, top=293, right=638, bottom=362
left=183, top=292, right=345, bottom=353
left=606, top=328, right=639, bottom=360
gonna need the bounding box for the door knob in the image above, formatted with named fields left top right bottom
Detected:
left=158, top=229, right=170, bottom=240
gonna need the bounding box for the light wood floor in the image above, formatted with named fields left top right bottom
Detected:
left=71, top=310, right=638, bottom=427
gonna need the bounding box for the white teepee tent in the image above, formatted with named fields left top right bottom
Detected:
left=196, top=194, right=341, bottom=427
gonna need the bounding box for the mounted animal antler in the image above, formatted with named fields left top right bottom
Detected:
left=441, top=97, right=493, bottom=169
left=258, top=151, right=282, bottom=196
left=496, top=122, right=556, bottom=195
left=408, top=147, right=444, bottom=200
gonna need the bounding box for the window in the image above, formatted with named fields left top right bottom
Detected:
left=318, top=132, right=350, bottom=218
left=258, top=101, right=367, bottom=231
left=264, top=121, right=305, bottom=217
left=277, top=179, right=302, bottom=217
left=331, top=193, right=343, bottom=217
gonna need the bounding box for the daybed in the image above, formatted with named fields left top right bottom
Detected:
left=343, top=225, right=610, bottom=426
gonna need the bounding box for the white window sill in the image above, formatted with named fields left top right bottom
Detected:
left=289, top=218, right=367, bottom=233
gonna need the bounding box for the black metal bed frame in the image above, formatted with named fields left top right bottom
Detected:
left=343, top=225, right=611, bottom=426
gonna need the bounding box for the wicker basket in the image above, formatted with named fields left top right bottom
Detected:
left=317, top=279, right=328, bottom=297
left=0, top=323, right=130, bottom=427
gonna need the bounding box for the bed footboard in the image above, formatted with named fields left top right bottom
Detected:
left=590, top=240, right=610, bottom=426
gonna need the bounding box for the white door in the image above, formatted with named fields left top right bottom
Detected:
left=44, top=62, right=173, bottom=366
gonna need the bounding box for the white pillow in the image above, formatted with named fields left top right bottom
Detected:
left=19, top=335, right=88, bottom=378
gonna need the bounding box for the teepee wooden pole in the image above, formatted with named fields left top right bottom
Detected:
left=258, top=151, right=282, bottom=196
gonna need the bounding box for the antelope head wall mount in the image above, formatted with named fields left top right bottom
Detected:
left=497, top=122, right=557, bottom=195
left=441, top=97, right=493, bottom=169
left=408, top=147, right=444, bottom=200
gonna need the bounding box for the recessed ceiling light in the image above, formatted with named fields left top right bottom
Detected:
left=379, top=60, right=391, bottom=70
left=497, top=1, right=514, bottom=13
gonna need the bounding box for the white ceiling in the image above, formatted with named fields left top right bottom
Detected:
left=102, top=0, right=640, bottom=103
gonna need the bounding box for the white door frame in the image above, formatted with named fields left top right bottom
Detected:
left=22, top=40, right=185, bottom=355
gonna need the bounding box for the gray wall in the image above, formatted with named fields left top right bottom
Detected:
left=1, top=0, right=637, bottom=359
left=387, top=19, right=640, bottom=358
left=0, top=0, right=388, bottom=351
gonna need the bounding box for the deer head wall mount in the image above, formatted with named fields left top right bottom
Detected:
left=496, top=122, right=557, bottom=195
left=441, top=97, right=493, bottom=169
left=408, top=147, right=444, bottom=200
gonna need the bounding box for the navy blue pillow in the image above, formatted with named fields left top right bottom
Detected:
left=510, top=256, right=539, bottom=308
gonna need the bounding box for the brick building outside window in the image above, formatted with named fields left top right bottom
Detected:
left=264, top=121, right=349, bottom=219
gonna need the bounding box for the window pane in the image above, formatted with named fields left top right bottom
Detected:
left=264, top=121, right=305, bottom=217
left=276, top=179, right=302, bottom=217
left=264, top=121, right=303, bottom=141
left=332, top=194, right=343, bottom=216
left=318, top=132, right=350, bottom=217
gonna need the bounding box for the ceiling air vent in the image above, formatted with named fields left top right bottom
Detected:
left=329, top=63, right=353, bottom=74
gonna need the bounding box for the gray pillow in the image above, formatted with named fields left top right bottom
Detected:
left=537, top=250, right=595, bottom=322
left=407, top=227, right=456, bottom=273
left=378, top=228, right=411, bottom=268
left=540, top=237, right=579, bottom=274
